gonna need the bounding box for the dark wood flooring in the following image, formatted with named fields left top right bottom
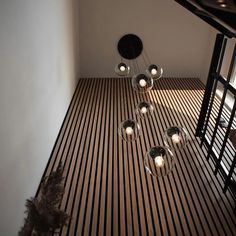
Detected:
left=38, top=77, right=236, bottom=236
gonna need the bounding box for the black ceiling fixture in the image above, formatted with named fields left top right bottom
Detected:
left=117, top=34, right=143, bottom=60
left=115, top=34, right=163, bottom=80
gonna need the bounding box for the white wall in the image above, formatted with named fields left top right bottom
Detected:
left=0, top=0, right=79, bottom=235
left=79, top=0, right=216, bottom=83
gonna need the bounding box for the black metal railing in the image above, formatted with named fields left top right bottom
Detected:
left=196, top=33, right=236, bottom=213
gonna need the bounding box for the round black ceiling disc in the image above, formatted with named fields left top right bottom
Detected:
left=117, top=34, right=143, bottom=60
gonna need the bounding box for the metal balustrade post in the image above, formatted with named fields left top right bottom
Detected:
left=214, top=98, right=236, bottom=174
left=196, top=34, right=225, bottom=137
left=206, top=82, right=230, bottom=160
left=200, top=39, right=227, bottom=147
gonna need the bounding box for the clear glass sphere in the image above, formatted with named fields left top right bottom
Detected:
left=144, top=146, right=175, bottom=177
left=136, top=101, right=154, bottom=118
left=147, top=64, right=163, bottom=80
left=118, top=119, right=141, bottom=142
left=164, top=126, right=190, bottom=150
left=115, top=62, right=130, bottom=76
left=131, top=73, right=153, bottom=93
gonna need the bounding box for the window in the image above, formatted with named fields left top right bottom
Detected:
left=231, top=62, right=236, bottom=85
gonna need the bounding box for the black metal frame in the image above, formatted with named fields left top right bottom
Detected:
left=175, top=0, right=236, bottom=38
left=196, top=33, right=236, bottom=212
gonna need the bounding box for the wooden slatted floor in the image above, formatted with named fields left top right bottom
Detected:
left=38, top=77, right=236, bottom=236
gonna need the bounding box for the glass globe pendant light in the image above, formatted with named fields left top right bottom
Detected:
left=136, top=101, right=154, bottom=119
left=147, top=64, right=163, bottom=80
left=132, top=73, right=153, bottom=93
left=144, top=146, right=175, bottom=177
left=164, top=126, right=190, bottom=150
left=115, top=62, right=130, bottom=76
left=118, top=119, right=141, bottom=142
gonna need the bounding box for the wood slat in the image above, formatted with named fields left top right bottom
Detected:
left=37, top=77, right=236, bottom=236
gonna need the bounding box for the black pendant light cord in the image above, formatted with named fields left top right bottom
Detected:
left=143, top=49, right=152, bottom=65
